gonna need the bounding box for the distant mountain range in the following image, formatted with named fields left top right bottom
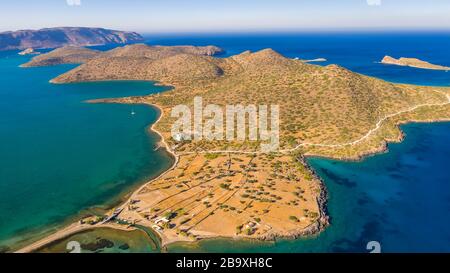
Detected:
left=0, top=27, right=144, bottom=51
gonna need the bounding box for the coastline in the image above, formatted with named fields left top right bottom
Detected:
left=12, top=45, right=450, bottom=252
left=15, top=102, right=180, bottom=253
left=16, top=98, right=450, bottom=253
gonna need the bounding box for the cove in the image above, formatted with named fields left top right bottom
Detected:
left=0, top=50, right=173, bottom=250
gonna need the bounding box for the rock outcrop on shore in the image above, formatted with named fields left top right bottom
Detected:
left=21, top=46, right=100, bottom=67
left=381, top=55, right=450, bottom=71
left=0, top=27, right=144, bottom=51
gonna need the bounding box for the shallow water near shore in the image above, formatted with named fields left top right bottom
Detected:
left=0, top=51, right=173, bottom=250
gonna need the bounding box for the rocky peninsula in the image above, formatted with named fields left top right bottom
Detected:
left=18, top=48, right=39, bottom=56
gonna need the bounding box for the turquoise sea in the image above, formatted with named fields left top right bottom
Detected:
left=1, top=32, right=449, bottom=252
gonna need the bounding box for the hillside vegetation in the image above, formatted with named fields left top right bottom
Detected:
left=54, top=45, right=450, bottom=159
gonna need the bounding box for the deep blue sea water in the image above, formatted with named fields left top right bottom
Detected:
left=1, top=32, right=449, bottom=252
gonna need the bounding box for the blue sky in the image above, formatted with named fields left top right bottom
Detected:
left=1, top=0, right=450, bottom=32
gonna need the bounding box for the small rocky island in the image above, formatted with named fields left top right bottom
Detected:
left=381, top=55, right=450, bottom=71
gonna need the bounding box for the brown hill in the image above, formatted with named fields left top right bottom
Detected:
left=232, top=48, right=296, bottom=68
left=50, top=44, right=225, bottom=84
left=21, top=46, right=100, bottom=67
